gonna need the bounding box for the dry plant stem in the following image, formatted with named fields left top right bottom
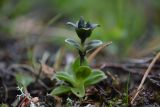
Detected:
left=88, top=42, right=112, bottom=63
left=7, top=64, right=35, bottom=73
left=131, top=52, right=160, bottom=104
left=35, top=65, right=42, bottom=83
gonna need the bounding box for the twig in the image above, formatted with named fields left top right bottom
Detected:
left=131, top=52, right=160, bottom=104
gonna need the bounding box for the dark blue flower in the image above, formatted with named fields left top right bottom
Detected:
left=67, top=17, right=100, bottom=44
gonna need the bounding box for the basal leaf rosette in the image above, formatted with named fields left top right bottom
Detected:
left=51, top=65, right=107, bottom=98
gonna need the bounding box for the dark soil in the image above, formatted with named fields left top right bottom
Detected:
left=0, top=37, right=160, bottom=107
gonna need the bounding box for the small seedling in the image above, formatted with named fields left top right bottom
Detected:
left=51, top=17, right=107, bottom=98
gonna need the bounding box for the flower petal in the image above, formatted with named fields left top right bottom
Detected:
left=86, top=22, right=91, bottom=28
left=78, top=16, right=85, bottom=28
left=90, top=24, right=100, bottom=30
left=67, top=22, right=77, bottom=28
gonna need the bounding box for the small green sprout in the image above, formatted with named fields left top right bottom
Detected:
left=51, top=17, right=107, bottom=98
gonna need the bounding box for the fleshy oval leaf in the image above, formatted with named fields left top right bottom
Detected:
left=72, top=57, right=88, bottom=72
left=65, top=38, right=81, bottom=50
left=71, top=85, right=85, bottom=98
left=75, top=66, right=92, bottom=80
left=85, top=40, right=103, bottom=53
left=51, top=86, right=71, bottom=96
left=84, top=70, right=107, bottom=87
left=56, top=72, right=76, bottom=87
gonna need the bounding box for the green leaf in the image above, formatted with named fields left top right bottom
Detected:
left=72, top=57, right=88, bottom=72
left=84, top=40, right=103, bottom=53
left=56, top=72, right=76, bottom=86
left=51, top=86, right=71, bottom=95
left=65, top=38, right=80, bottom=50
left=72, top=57, right=80, bottom=72
left=84, top=70, right=107, bottom=87
left=75, top=66, right=92, bottom=80
left=71, top=85, right=85, bottom=98
left=15, top=73, right=34, bottom=88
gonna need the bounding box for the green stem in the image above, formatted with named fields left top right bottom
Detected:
left=81, top=38, right=85, bottom=45
left=79, top=40, right=86, bottom=65
left=79, top=50, right=85, bottom=66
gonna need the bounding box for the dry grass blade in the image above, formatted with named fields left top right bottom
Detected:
left=131, top=52, right=160, bottom=104
left=41, top=63, right=55, bottom=78
left=53, top=47, right=65, bottom=71
left=88, top=42, right=112, bottom=64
